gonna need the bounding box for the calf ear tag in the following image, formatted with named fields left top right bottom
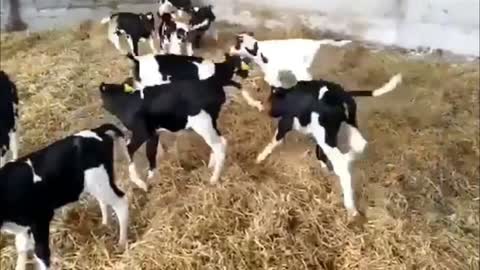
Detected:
left=241, top=61, right=250, bottom=71
left=124, top=84, right=136, bottom=93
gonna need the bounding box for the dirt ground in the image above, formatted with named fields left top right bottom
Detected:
left=0, top=19, right=479, bottom=270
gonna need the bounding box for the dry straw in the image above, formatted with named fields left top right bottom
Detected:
left=0, top=14, right=479, bottom=270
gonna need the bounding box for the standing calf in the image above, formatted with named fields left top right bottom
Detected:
left=158, top=13, right=194, bottom=56
left=256, top=71, right=402, bottom=216
left=188, top=5, right=217, bottom=49
left=0, top=124, right=130, bottom=270
left=101, top=12, right=157, bottom=56
left=99, top=54, right=250, bottom=189
left=0, top=70, right=19, bottom=167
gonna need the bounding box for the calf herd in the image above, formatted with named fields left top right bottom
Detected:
left=0, top=0, right=403, bottom=269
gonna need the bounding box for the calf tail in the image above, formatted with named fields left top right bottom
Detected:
left=350, top=73, right=403, bottom=97
left=95, top=123, right=125, bottom=139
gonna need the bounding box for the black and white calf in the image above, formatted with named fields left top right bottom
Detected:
left=188, top=5, right=217, bottom=49
left=0, top=70, right=19, bottom=167
left=255, top=71, right=402, bottom=216
left=158, top=12, right=194, bottom=56
left=0, top=124, right=130, bottom=270
left=125, top=52, right=216, bottom=97
left=100, top=54, right=250, bottom=189
left=101, top=12, right=157, bottom=56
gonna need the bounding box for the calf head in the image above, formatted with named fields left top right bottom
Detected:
left=226, top=53, right=251, bottom=79
left=220, top=53, right=251, bottom=89
left=189, top=5, right=216, bottom=28
left=99, top=81, right=140, bottom=114
left=229, top=32, right=269, bottom=64
left=140, top=12, right=155, bottom=32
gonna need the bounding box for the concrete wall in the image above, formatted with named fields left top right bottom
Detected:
left=211, top=0, right=479, bottom=57
left=1, top=0, right=479, bottom=56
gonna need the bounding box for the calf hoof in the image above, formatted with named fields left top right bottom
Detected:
left=346, top=210, right=367, bottom=228
left=117, top=239, right=128, bottom=252
left=347, top=208, right=360, bottom=218
left=147, top=170, right=155, bottom=179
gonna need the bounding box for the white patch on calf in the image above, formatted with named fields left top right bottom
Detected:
left=340, top=122, right=367, bottom=155
left=191, top=19, right=209, bottom=30
left=193, top=60, right=215, bottom=80
left=186, top=110, right=227, bottom=184
left=34, top=254, right=49, bottom=270
left=1, top=222, right=30, bottom=235
left=9, top=130, right=18, bottom=160
left=83, top=165, right=129, bottom=247
left=318, top=86, right=329, bottom=100
left=75, top=130, right=103, bottom=141
left=137, top=54, right=168, bottom=88
left=26, top=159, right=42, bottom=183
left=0, top=146, right=7, bottom=167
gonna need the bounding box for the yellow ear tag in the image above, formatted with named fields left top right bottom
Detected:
left=241, top=61, right=250, bottom=71
left=124, top=84, right=135, bottom=93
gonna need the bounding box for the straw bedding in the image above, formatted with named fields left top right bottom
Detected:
left=0, top=19, right=478, bottom=270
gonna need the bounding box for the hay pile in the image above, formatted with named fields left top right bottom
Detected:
left=0, top=19, right=479, bottom=270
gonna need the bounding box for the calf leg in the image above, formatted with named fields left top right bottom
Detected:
left=84, top=165, right=129, bottom=248
left=97, top=199, right=110, bottom=225
left=256, top=118, right=293, bottom=163
left=126, top=124, right=149, bottom=191
left=0, top=148, right=6, bottom=167
left=208, top=152, right=215, bottom=168
left=193, top=34, right=202, bottom=49
left=14, top=231, right=32, bottom=270
left=315, top=145, right=333, bottom=172
left=109, top=29, right=124, bottom=53
left=148, top=36, right=158, bottom=54
left=9, top=129, right=18, bottom=160
left=146, top=135, right=163, bottom=179
left=31, top=217, right=52, bottom=270
left=126, top=35, right=140, bottom=56
left=186, top=41, right=194, bottom=56
left=187, top=111, right=227, bottom=184
left=311, top=124, right=358, bottom=216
